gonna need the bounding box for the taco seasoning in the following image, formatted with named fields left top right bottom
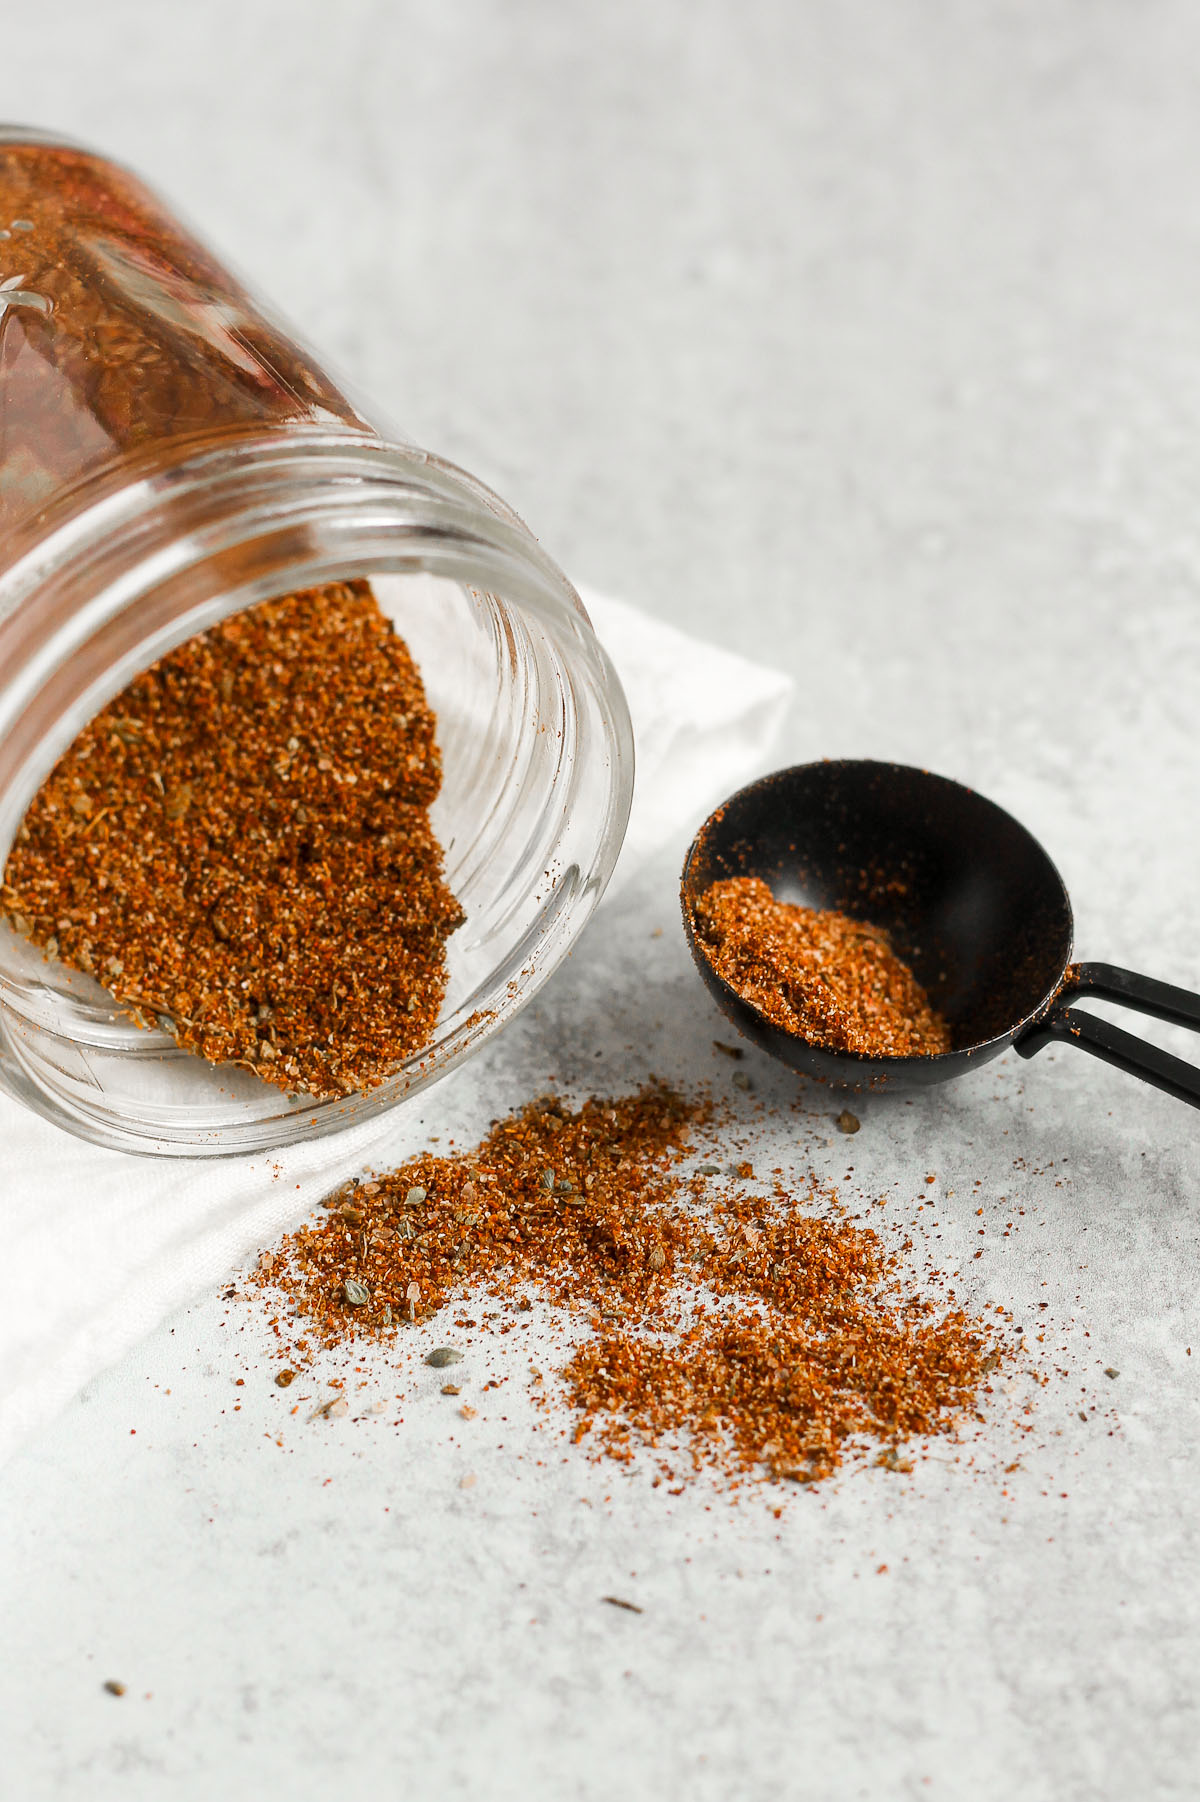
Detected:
left=692, top=876, right=951, bottom=1057
left=0, top=134, right=370, bottom=539
left=1, top=578, right=463, bottom=1098
left=0, top=137, right=466, bottom=1096
left=0, top=131, right=633, bottom=1150
left=252, top=1082, right=1004, bottom=1490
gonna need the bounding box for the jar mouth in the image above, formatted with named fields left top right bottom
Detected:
left=0, top=430, right=634, bottom=1154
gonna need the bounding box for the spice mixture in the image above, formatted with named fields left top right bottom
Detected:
left=1, top=579, right=463, bottom=1098
left=0, top=139, right=364, bottom=541
left=254, top=1083, right=1003, bottom=1488
left=0, top=144, right=462, bottom=1098
left=692, top=876, right=951, bottom=1057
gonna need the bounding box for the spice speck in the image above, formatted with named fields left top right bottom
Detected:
left=309, top=1394, right=349, bottom=1422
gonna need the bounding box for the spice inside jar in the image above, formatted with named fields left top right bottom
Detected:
left=1, top=579, right=464, bottom=1098
left=0, top=133, right=634, bottom=1150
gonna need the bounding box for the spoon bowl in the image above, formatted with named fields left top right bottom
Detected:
left=681, top=760, right=1200, bottom=1105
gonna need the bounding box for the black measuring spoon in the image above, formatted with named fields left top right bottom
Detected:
left=681, top=760, right=1200, bottom=1106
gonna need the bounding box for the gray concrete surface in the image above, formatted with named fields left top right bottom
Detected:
left=2, top=4, right=1199, bottom=1797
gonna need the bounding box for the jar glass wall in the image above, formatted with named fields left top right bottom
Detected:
left=0, top=131, right=633, bottom=1156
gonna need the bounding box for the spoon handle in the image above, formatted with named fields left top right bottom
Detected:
left=1014, top=961, right=1200, bottom=1109
left=1058, top=961, right=1200, bottom=1030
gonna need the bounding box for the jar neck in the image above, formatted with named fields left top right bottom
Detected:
left=0, top=427, right=591, bottom=863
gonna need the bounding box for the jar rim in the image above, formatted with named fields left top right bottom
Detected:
left=0, top=427, right=607, bottom=836
left=0, top=429, right=634, bottom=1154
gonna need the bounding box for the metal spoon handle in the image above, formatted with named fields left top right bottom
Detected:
left=1014, top=961, right=1200, bottom=1109
left=1059, top=961, right=1200, bottom=1030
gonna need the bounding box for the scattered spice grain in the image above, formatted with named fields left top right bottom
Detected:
left=2, top=581, right=463, bottom=1098
left=102, top=1680, right=126, bottom=1697
left=308, top=1393, right=349, bottom=1422
left=692, top=876, right=950, bottom=1057
left=253, top=1082, right=1004, bottom=1492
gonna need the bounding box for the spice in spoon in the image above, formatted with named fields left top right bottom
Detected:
left=691, top=876, right=951, bottom=1057
left=1, top=579, right=463, bottom=1098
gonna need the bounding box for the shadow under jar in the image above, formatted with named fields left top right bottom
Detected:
left=0, top=129, right=632, bottom=1156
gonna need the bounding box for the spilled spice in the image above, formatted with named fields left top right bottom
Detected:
left=253, top=1083, right=1004, bottom=1489
left=1, top=579, right=463, bottom=1097
left=692, top=876, right=951, bottom=1057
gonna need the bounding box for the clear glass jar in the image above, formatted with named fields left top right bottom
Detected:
left=0, top=128, right=633, bottom=1156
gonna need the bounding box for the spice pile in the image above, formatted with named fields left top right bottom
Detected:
left=1, top=579, right=463, bottom=1098
left=692, top=876, right=951, bottom=1057
left=254, top=1082, right=1003, bottom=1488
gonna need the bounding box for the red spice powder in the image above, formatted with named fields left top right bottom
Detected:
left=693, top=875, right=951, bottom=1057
left=253, top=1083, right=1003, bottom=1489
left=1, top=579, right=462, bottom=1097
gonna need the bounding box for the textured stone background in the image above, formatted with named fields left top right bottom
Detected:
left=2, top=5, right=1198, bottom=1798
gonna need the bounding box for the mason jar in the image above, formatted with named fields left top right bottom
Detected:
left=0, top=127, right=633, bottom=1156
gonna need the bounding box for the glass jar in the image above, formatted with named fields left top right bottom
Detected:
left=0, top=128, right=633, bottom=1156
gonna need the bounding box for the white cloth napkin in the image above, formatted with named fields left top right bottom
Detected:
left=0, top=592, right=791, bottom=1466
